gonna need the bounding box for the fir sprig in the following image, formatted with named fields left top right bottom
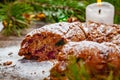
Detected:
left=27, top=0, right=88, bottom=22
left=0, top=1, right=33, bottom=36
left=0, top=0, right=120, bottom=36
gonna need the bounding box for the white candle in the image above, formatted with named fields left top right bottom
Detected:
left=86, top=2, right=114, bottom=25
left=0, top=22, right=3, bottom=32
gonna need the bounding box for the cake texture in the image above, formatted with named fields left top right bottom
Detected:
left=84, top=22, right=120, bottom=43
left=57, top=41, right=120, bottom=72
left=18, top=22, right=86, bottom=61
left=18, top=21, right=120, bottom=79
left=18, top=22, right=120, bottom=62
left=50, top=41, right=120, bottom=80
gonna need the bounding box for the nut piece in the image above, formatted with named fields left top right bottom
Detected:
left=3, top=61, right=12, bottom=66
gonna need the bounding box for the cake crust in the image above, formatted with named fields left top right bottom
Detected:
left=18, top=22, right=86, bottom=61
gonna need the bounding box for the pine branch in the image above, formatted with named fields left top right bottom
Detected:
left=0, top=0, right=120, bottom=36
left=0, top=1, right=33, bottom=36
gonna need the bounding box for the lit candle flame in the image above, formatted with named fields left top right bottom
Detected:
left=97, top=0, right=101, bottom=6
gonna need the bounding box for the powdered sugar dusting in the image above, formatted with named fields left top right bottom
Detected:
left=0, top=46, right=56, bottom=80
left=27, top=22, right=86, bottom=41
left=102, top=42, right=120, bottom=53
left=62, top=41, right=120, bottom=57
left=28, top=22, right=71, bottom=36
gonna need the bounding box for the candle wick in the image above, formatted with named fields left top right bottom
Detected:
left=99, top=9, right=101, bottom=14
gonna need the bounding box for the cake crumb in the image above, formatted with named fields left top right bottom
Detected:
left=42, top=71, right=45, bottom=74
left=34, top=72, right=36, bottom=74
left=8, top=52, right=13, bottom=56
left=3, top=61, right=12, bottom=66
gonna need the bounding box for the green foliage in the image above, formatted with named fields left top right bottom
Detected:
left=50, top=56, right=90, bottom=80
left=28, top=0, right=120, bottom=23
left=0, top=1, right=33, bottom=36
left=27, top=0, right=88, bottom=22
left=0, top=0, right=120, bottom=36
left=66, top=56, right=90, bottom=80
left=107, top=71, right=113, bottom=80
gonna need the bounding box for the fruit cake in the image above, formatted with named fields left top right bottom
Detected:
left=18, top=22, right=86, bottom=61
